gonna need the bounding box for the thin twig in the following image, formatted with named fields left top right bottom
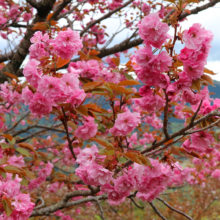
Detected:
left=185, top=119, right=220, bottom=135
left=95, top=198, right=106, bottom=220
left=157, top=197, right=194, bottom=220
left=129, top=197, right=144, bottom=209
left=34, top=197, right=45, bottom=210
left=61, top=107, right=76, bottom=160
left=149, top=202, right=168, bottom=220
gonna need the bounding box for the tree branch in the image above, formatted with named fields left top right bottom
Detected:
left=149, top=202, right=168, bottom=220
left=0, top=0, right=56, bottom=83
left=157, top=197, right=194, bottom=220
left=163, top=93, right=170, bottom=139
left=0, top=51, right=13, bottom=63
left=80, top=0, right=135, bottom=36
left=95, top=198, right=106, bottom=220
left=31, top=189, right=104, bottom=217
left=179, top=0, right=220, bottom=21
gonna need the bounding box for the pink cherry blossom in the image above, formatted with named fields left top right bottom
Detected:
left=110, top=111, right=141, bottom=136
left=138, top=13, right=171, bottom=48
left=191, top=131, right=214, bottom=150
left=12, top=193, right=35, bottom=212
left=141, top=3, right=151, bottom=14
left=68, top=89, right=86, bottom=108
left=37, top=75, right=66, bottom=102
left=211, top=169, right=220, bottom=179
left=101, top=184, right=127, bottom=205
left=75, top=163, right=113, bottom=186
left=23, top=59, right=43, bottom=88
left=8, top=155, right=25, bottom=168
left=22, top=87, right=33, bottom=105
left=183, top=23, right=213, bottom=50
left=51, top=28, right=83, bottom=59
left=29, top=92, right=53, bottom=115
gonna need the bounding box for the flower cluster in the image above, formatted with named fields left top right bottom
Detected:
left=22, top=29, right=84, bottom=115
left=0, top=174, right=35, bottom=219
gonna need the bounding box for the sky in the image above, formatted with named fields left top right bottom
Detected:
left=1, top=0, right=220, bottom=81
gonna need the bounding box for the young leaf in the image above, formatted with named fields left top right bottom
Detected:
left=2, top=134, right=14, bottom=142
left=32, top=22, right=48, bottom=30
left=82, top=81, right=104, bottom=92
left=90, top=137, right=114, bottom=150
left=67, top=121, right=77, bottom=131
left=118, top=80, right=141, bottom=86
left=3, top=72, right=19, bottom=82
left=201, top=74, right=215, bottom=87
left=2, top=199, right=13, bottom=217
left=204, top=67, right=217, bottom=75
left=1, top=143, right=11, bottom=149
left=16, top=148, right=30, bottom=157
left=56, top=57, right=70, bottom=69
left=75, top=105, right=88, bottom=116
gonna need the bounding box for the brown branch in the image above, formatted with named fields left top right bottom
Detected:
left=5, top=111, right=30, bottom=133
left=12, top=123, right=63, bottom=137
left=26, top=0, right=41, bottom=9
left=95, top=198, right=106, bottom=220
left=179, top=0, right=220, bottom=21
left=0, top=0, right=56, bottom=83
left=157, top=197, right=194, bottom=220
left=34, top=197, right=45, bottom=210
left=80, top=0, right=135, bottom=36
left=0, top=51, right=13, bottom=63
left=185, top=118, right=220, bottom=135
left=149, top=202, right=168, bottom=220
left=163, top=92, right=170, bottom=139
left=115, top=108, right=220, bottom=173
left=129, top=197, right=144, bottom=209
left=145, top=135, right=184, bottom=157
left=57, top=0, right=89, bottom=20
left=31, top=189, right=103, bottom=216
left=61, top=107, right=76, bottom=160
left=50, top=0, right=72, bottom=21
left=190, top=100, right=203, bottom=126
left=142, top=108, right=220, bottom=154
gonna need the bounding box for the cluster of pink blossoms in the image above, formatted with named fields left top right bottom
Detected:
left=100, top=159, right=192, bottom=205
left=29, top=162, right=53, bottom=190
left=182, top=131, right=214, bottom=153
left=22, top=30, right=86, bottom=115
left=74, top=116, right=98, bottom=140
left=51, top=28, right=83, bottom=60
left=75, top=144, right=193, bottom=205
left=0, top=174, right=34, bottom=219
left=167, top=23, right=214, bottom=106
left=68, top=59, right=124, bottom=83
left=29, top=28, right=82, bottom=61
left=0, top=82, right=22, bottom=106
left=75, top=145, right=113, bottom=186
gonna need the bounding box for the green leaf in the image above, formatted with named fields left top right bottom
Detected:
left=0, top=171, right=6, bottom=179
left=98, top=124, right=106, bottom=133
left=124, top=73, right=134, bottom=80
left=20, top=177, right=28, bottom=186
left=9, top=138, right=15, bottom=145
left=1, top=143, right=11, bottom=149
left=16, top=148, right=30, bottom=157
left=90, top=138, right=114, bottom=150
left=24, top=169, right=36, bottom=179
left=4, top=165, right=21, bottom=173
left=2, top=199, right=13, bottom=217
left=118, top=157, right=127, bottom=163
